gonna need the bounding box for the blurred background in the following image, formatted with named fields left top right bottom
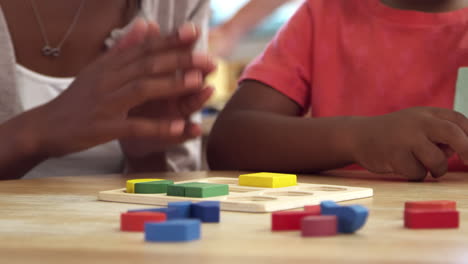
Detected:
left=211, top=0, right=301, bottom=60
left=206, top=0, right=302, bottom=113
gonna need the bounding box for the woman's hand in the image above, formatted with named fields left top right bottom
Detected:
left=28, top=19, right=212, bottom=158
left=120, top=23, right=216, bottom=160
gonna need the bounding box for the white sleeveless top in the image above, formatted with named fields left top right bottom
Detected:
left=16, top=64, right=124, bottom=179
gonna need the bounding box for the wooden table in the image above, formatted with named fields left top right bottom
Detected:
left=1, top=171, right=467, bottom=264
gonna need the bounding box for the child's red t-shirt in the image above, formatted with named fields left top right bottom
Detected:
left=241, top=0, right=468, bottom=171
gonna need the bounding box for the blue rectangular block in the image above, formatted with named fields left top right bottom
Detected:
left=320, top=200, right=368, bottom=233
left=128, top=208, right=179, bottom=220
left=191, top=201, right=220, bottom=223
left=168, top=201, right=192, bottom=219
left=145, top=219, right=201, bottom=242
left=320, top=200, right=340, bottom=213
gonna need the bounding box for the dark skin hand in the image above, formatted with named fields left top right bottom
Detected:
left=207, top=81, right=468, bottom=181
left=120, top=24, right=216, bottom=173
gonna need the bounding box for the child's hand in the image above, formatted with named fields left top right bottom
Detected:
left=25, top=20, right=210, bottom=158
left=348, top=107, right=468, bottom=180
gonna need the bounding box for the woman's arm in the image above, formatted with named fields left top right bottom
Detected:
left=0, top=20, right=210, bottom=180
left=0, top=107, right=49, bottom=180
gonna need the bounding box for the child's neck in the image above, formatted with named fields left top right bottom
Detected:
left=381, top=0, right=468, bottom=12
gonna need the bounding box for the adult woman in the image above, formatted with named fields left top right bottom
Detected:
left=0, top=0, right=213, bottom=179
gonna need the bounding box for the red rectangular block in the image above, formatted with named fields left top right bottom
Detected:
left=304, top=205, right=321, bottom=215
left=272, top=211, right=319, bottom=231
left=121, top=212, right=166, bottom=232
left=301, top=215, right=337, bottom=237
left=404, top=209, right=459, bottom=229
left=405, top=200, right=456, bottom=211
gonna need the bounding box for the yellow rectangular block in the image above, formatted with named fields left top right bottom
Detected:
left=239, top=173, right=297, bottom=188
left=126, top=179, right=164, bottom=193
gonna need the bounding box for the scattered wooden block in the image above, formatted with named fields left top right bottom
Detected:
left=191, top=201, right=221, bottom=223
left=320, top=201, right=340, bottom=211
left=134, top=180, right=174, bottom=194
left=126, top=179, right=164, bottom=193
left=304, top=205, right=321, bottom=214
left=272, top=210, right=320, bottom=231
left=404, top=209, right=459, bottom=229
left=405, top=200, right=456, bottom=211
left=120, top=212, right=166, bottom=232
left=239, top=172, right=297, bottom=188
left=167, top=182, right=229, bottom=198
left=167, top=182, right=207, bottom=197
left=301, top=215, right=338, bottom=237
left=168, top=201, right=192, bottom=219
left=185, top=183, right=229, bottom=198
left=128, top=208, right=179, bottom=220
left=145, top=219, right=201, bottom=242
left=321, top=201, right=368, bottom=234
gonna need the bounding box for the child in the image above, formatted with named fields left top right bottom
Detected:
left=207, top=0, right=468, bottom=181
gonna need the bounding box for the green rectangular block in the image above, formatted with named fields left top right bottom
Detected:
left=167, top=182, right=207, bottom=197
left=134, top=180, right=174, bottom=194
left=185, top=184, right=229, bottom=198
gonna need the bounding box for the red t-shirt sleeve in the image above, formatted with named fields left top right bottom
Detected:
left=240, top=2, right=314, bottom=111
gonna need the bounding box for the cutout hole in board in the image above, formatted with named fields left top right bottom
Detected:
left=227, top=196, right=277, bottom=202
left=229, top=187, right=263, bottom=193
left=264, top=191, right=314, bottom=197
left=299, top=186, right=347, bottom=192
left=198, top=178, right=238, bottom=185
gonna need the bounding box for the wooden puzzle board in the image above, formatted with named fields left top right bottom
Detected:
left=98, top=177, right=373, bottom=213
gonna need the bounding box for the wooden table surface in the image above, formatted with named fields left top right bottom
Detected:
left=1, top=171, right=467, bottom=264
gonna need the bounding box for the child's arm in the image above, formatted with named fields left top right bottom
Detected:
left=207, top=80, right=468, bottom=180
left=207, top=81, right=356, bottom=174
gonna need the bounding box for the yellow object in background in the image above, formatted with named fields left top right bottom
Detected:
left=205, top=58, right=247, bottom=109
left=239, top=173, right=297, bottom=188
left=126, top=179, right=164, bottom=193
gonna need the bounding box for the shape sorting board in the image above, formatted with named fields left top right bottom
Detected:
left=98, top=177, right=373, bottom=213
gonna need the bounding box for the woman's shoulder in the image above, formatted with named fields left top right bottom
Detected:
left=141, top=0, right=210, bottom=23
left=141, top=0, right=209, bottom=20
left=0, top=5, right=22, bottom=122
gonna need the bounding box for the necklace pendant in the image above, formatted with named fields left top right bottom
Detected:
left=42, top=45, right=60, bottom=57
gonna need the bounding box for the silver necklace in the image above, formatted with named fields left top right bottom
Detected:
left=30, top=0, right=87, bottom=57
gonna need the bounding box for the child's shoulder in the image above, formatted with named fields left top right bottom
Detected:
left=302, top=0, right=367, bottom=17
left=304, top=0, right=363, bottom=8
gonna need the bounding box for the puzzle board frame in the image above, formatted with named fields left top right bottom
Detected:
left=98, top=177, right=373, bottom=213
